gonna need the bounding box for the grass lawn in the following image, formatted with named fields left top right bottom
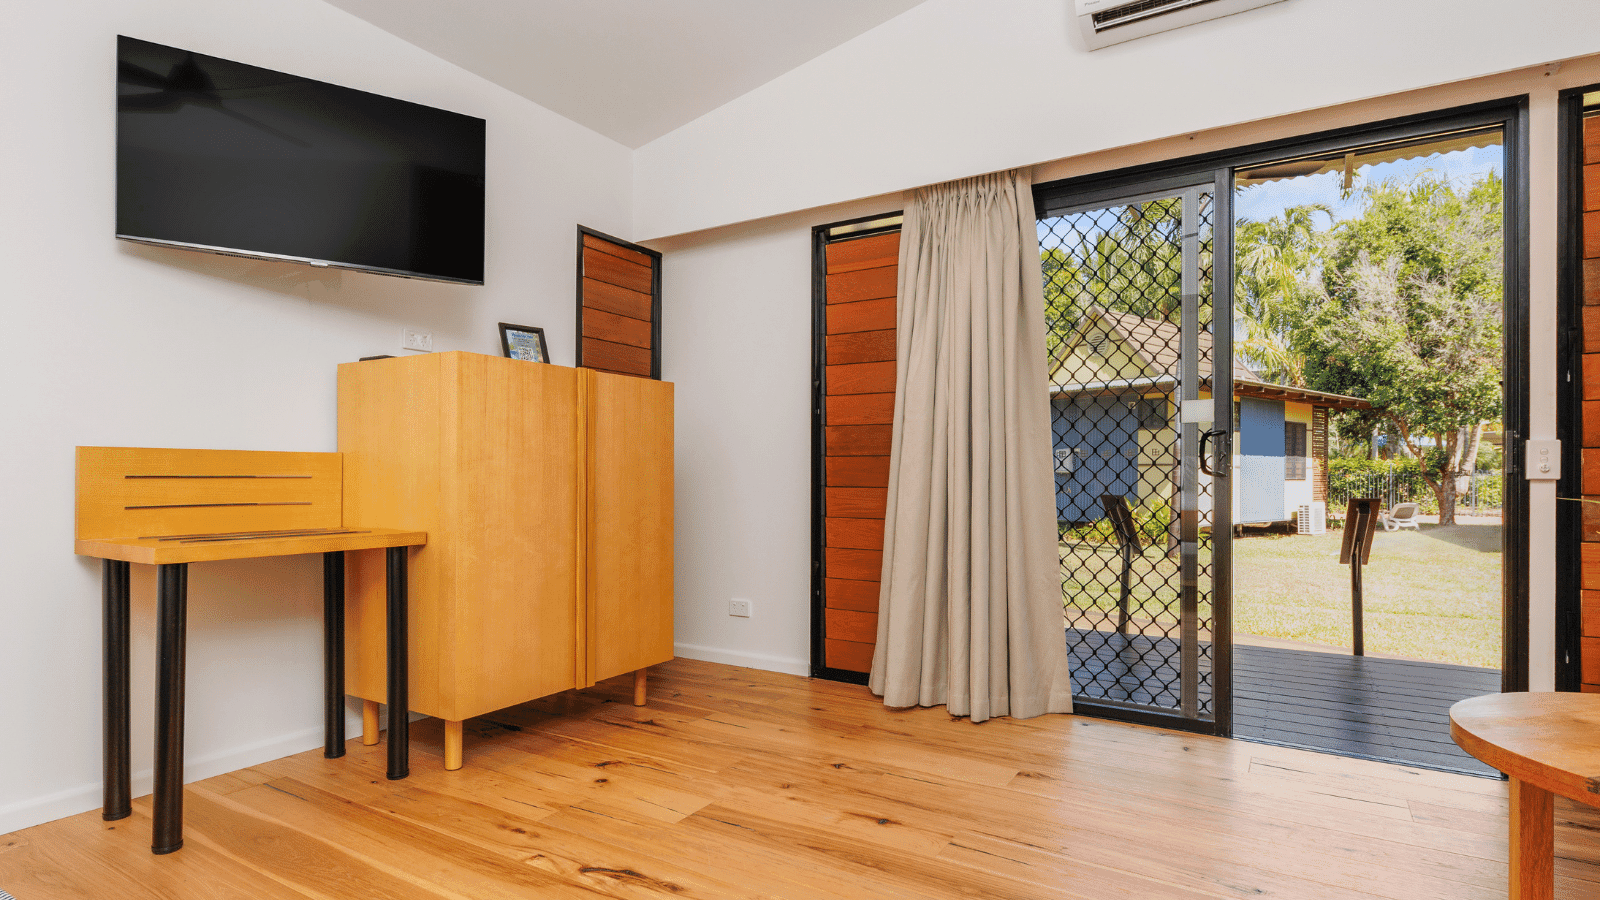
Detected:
left=1232, top=523, right=1502, bottom=669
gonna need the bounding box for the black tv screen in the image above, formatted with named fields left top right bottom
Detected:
left=117, top=36, right=486, bottom=284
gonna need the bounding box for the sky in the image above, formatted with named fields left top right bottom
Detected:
left=1232, top=143, right=1504, bottom=226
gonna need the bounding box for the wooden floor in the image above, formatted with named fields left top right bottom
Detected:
left=1235, top=645, right=1502, bottom=778
left=5, top=657, right=1600, bottom=899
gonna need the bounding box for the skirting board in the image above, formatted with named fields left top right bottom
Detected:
left=0, top=702, right=419, bottom=836
left=673, top=642, right=809, bottom=677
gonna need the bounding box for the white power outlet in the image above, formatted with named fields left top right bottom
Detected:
left=401, top=328, right=433, bottom=352
left=729, top=598, right=752, bottom=618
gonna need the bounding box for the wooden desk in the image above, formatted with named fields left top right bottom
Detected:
left=74, top=448, right=425, bottom=855
left=1450, top=693, right=1600, bottom=900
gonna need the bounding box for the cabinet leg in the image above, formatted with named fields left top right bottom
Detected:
left=633, top=668, right=647, bottom=707
left=444, top=720, right=463, bottom=771
left=362, top=700, right=380, bottom=746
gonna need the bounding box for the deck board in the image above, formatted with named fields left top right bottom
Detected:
left=1067, top=627, right=1501, bottom=777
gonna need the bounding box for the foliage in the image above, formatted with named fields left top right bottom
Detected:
left=1061, top=496, right=1174, bottom=547
left=1233, top=173, right=1504, bottom=524
left=1325, top=457, right=1502, bottom=514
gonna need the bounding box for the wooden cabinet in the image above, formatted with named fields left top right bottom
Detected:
left=337, top=351, right=673, bottom=768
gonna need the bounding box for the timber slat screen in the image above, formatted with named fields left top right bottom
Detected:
left=577, top=227, right=661, bottom=379
left=815, top=224, right=900, bottom=679
left=1581, top=111, right=1600, bottom=691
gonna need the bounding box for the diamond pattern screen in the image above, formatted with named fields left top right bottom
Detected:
left=1040, top=192, right=1216, bottom=719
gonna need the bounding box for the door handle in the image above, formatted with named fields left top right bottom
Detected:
left=1200, top=429, right=1229, bottom=477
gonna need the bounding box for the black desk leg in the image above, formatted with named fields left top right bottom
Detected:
left=152, top=562, right=188, bottom=855
left=385, top=547, right=409, bottom=781
left=323, top=551, right=346, bottom=758
left=102, top=559, right=131, bottom=821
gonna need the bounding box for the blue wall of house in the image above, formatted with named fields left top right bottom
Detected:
left=1238, top=397, right=1286, bottom=524
left=1053, top=395, right=1139, bottom=523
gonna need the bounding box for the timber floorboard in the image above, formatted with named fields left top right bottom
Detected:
left=0, top=657, right=1591, bottom=899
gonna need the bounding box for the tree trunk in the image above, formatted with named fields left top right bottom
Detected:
left=1437, top=480, right=1457, bottom=526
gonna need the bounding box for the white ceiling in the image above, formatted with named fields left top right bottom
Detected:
left=322, top=0, right=931, bottom=148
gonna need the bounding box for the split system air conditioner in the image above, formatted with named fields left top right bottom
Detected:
left=1074, top=0, right=1289, bottom=50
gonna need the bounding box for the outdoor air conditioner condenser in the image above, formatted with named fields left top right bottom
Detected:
left=1074, top=0, right=1290, bottom=51
left=1297, top=501, right=1326, bottom=536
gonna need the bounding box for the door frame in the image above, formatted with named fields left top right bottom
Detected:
left=1034, top=96, right=1533, bottom=703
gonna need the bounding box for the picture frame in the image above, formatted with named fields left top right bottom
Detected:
left=498, top=323, right=550, bottom=363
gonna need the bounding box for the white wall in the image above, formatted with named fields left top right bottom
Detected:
left=0, top=0, right=631, bottom=833
left=634, top=0, right=1600, bottom=241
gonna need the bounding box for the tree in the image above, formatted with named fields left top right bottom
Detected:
left=1233, top=204, right=1330, bottom=386
left=1295, top=174, right=1503, bottom=525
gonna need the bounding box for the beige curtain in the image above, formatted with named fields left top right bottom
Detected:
left=868, top=169, right=1073, bottom=722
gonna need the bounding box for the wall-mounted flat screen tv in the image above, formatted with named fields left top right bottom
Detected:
left=117, top=36, right=486, bottom=284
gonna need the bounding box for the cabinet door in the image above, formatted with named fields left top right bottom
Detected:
left=585, top=371, right=674, bottom=684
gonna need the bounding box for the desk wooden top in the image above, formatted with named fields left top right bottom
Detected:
left=75, top=528, right=426, bottom=566
left=1450, top=692, right=1600, bottom=804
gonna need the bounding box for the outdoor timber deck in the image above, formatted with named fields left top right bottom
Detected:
left=1067, top=629, right=1500, bottom=777
left=1234, top=643, right=1501, bottom=778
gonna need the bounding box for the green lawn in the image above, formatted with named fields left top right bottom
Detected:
left=1233, top=523, right=1502, bottom=669
left=1060, top=522, right=1501, bottom=670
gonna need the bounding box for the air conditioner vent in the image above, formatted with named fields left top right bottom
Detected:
left=1092, top=0, right=1224, bottom=32
left=1074, top=0, right=1289, bottom=50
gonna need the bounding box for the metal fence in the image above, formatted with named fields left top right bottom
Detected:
left=1326, top=468, right=1502, bottom=516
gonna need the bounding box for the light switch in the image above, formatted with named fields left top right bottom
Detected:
left=1525, top=439, right=1560, bottom=481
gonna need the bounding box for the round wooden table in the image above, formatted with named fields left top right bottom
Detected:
left=1450, top=693, right=1600, bottom=900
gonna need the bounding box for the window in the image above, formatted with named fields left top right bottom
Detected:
left=1285, top=422, right=1307, bottom=480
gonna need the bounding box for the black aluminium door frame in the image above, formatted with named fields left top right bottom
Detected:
left=1041, top=175, right=1236, bottom=737
left=1033, top=95, right=1533, bottom=701
left=1555, top=85, right=1598, bottom=693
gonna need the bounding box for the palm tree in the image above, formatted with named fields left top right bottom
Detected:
left=1233, top=203, right=1330, bottom=386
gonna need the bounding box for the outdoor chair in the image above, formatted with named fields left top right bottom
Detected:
left=1381, top=502, right=1421, bottom=532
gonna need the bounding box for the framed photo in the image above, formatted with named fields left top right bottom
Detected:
left=498, top=323, right=550, bottom=363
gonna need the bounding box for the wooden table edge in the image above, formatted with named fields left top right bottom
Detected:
left=75, top=529, right=427, bottom=565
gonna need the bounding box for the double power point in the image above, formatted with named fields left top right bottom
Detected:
left=728, top=598, right=752, bottom=618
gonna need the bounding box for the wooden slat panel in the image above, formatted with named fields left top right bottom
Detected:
left=583, top=247, right=653, bottom=294
left=1587, top=354, right=1600, bottom=399
left=826, top=487, right=888, bottom=519
left=827, top=361, right=896, bottom=395
left=827, top=330, right=897, bottom=365
left=1586, top=449, right=1600, bottom=496
left=583, top=338, right=652, bottom=377
left=583, top=233, right=653, bottom=267
left=1586, top=636, right=1600, bottom=686
left=1586, top=258, right=1600, bottom=304
left=1585, top=543, right=1600, bottom=590
left=826, top=609, right=878, bottom=644
left=826, top=548, right=882, bottom=582
left=826, top=456, right=891, bottom=488
left=826, top=267, right=898, bottom=305
left=583, top=308, right=653, bottom=349
left=827, top=298, right=897, bottom=334
left=582, top=276, right=653, bottom=321
left=1585, top=499, right=1600, bottom=542
left=75, top=447, right=343, bottom=540
left=825, top=577, right=881, bottom=612
left=1587, top=211, right=1600, bottom=260
left=1586, top=401, right=1600, bottom=448
left=1588, top=116, right=1600, bottom=165
left=826, top=517, right=885, bottom=551
left=824, top=638, right=874, bottom=672
left=1584, top=590, right=1600, bottom=637
left=1583, top=682, right=1600, bottom=693
left=825, top=232, right=900, bottom=275
left=826, top=424, right=893, bottom=456
left=1587, top=164, right=1600, bottom=213
left=827, top=393, right=895, bottom=426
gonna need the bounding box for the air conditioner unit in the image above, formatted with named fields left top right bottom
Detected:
left=1297, top=501, right=1326, bottom=536
left=1074, top=0, right=1289, bottom=50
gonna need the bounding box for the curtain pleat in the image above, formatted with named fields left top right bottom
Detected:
left=868, top=169, right=1074, bottom=722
